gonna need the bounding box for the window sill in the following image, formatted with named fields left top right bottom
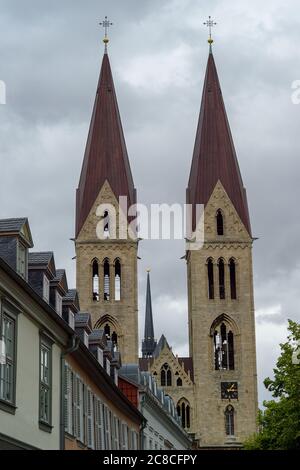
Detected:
left=0, top=399, right=17, bottom=415
left=39, top=420, right=53, bottom=433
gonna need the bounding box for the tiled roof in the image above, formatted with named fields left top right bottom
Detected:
left=0, top=218, right=28, bottom=233
left=29, top=252, right=54, bottom=266
left=75, top=312, right=92, bottom=330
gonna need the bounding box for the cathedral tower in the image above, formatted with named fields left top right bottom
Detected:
left=186, top=46, right=258, bottom=446
left=75, top=45, right=138, bottom=364
left=142, top=271, right=157, bottom=358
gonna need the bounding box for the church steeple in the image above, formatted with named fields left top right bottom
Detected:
left=186, top=50, right=251, bottom=235
left=76, top=50, right=136, bottom=237
left=142, top=271, right=157, bottom=358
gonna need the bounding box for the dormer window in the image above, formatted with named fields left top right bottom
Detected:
left=56, top=292, right=62, bottom=316
left=17, top=241, right=27, bottom=279
left=43, top=275, right=50, bottom=303
left=68, top=310, right=75, bottom=330
left=83, top=331, right=89, bottom=348
left=97, top=347, right=104, bottom=367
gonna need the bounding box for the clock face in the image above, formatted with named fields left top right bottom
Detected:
left=221, top=382, right=238, bottom=400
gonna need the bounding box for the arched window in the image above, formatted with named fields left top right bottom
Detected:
left=114, top=259, right=121, bottom=301
left=216, top=210, right=224, bottom=235
left=225, top=405, right=235, bottom=436
left=103, top=259, right=110, bottom=301
left=111, top=331, right=118, bottom=346
left=104, top=323, right=110, bottom=339
left=177, top=399, right=191, bottom=429
left=213, top=322, right=234, bottom=370
left=177, top=377, right=183, bottom=387
left=103, top=210, right=109, bottom=238
left=92, top=259, right=99, bottom=301
left=218, top=258, right=225, bottom=299
left=160, top=363, right=172, bottom=387
left=229, top=258, right=237, bottom=299
left=207, top=258, right=214, bottom=299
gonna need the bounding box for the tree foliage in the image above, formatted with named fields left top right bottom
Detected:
left=244, top=320, right=300, bottom=449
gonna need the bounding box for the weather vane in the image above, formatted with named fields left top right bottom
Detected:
left=203, top=16, right=217, bottom=50
left=100, top=16, right=113, bottom=52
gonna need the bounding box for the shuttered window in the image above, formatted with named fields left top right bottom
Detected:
left=87, top=389, right=95, bottom=449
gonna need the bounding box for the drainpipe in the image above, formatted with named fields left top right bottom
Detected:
left=139, top=393, right=147, bottom=450
left=60, top=335, right=80, bottom=450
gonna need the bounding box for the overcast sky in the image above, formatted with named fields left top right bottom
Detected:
left=0, top=0, right=299, bottom=406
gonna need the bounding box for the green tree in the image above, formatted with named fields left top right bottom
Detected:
left=244, top=320, right=300, bottom=449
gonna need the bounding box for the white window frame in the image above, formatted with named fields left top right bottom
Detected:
left=43, top=274, right=50, bottom=302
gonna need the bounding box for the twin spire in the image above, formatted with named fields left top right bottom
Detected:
left=76, top=17, right=251, bottom=239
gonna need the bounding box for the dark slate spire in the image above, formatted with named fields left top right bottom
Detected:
left=142, top=271, right=157, bottom=358
left=186, top=50, right=251, bottom=235
left=76, top=51, right=136, bottom=237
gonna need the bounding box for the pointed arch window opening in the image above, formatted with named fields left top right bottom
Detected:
left=114, top=259, right=121, bottom=301
left=225, top=405, right=235, bottom=436
left=92, top=259, right=100, bottom=302
left=213, top=322, right=234, bottom=370
left=207, top=258, right=214, bottom=299
left=103, top=210, right=110, bottom=239
left=177, top=400, right=191, bottom=429
left=104, top=323, right=118, bottom=347
left=177, top=377, right=183, bottom=387
left=104, top=259, right=110, bottom=301
left=216, top=210, right=224, bottom=236
left=229, top=258, right=237, bottom=299
left=218, top=258, right=225, bottom=299
left=160, top=363, right=172, bottom=387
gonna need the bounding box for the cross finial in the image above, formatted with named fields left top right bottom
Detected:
left=203, top=16, right=217, bottom=51
left=99, top=16, right=113, bottom=53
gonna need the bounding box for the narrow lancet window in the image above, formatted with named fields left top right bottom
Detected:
left=92, top=260, right=99, bottom=301
left=218, top=258, right=225, bottom=299
left=207, top=258, right=214, bottom=299
left=103, top=210, right=109, bottom=238
left=213, top=322, right=235, bottom=370
left=225, top=405, right=235, bottom=436
left=216, top=209, right=224, bottom=235
left=104, top=259, right=110, bottom=301
left=229, top=258, right=237, bottom=299
left=114, top=259, right=121, bottom=301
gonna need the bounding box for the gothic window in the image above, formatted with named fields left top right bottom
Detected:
left=218, top=258, right=225, bottom=299
left=111, top=331, right=118, bottom=346
left=103, top=210, right=109, bottom=238
left=114, top=259, right=121, bottom=301
left=103, top=259, right=110, bottom=301
left=160, top=363, right=172, bottom=387
left=177, top=399, right=191, bottom=429
left=207, top=258, right=214, bottom=299
left=229, top=258, right=237, bottom=299
left=104, top=323, right=110, bottom=339
left=216, top=209, right=224, bottom=235
left=177, top=378, right=183, bottom=387
left=213, top=322, right=234, bottom=370
left=225, top=405, right=235, bottom=436
left=92, top=259, right=99, bottom=301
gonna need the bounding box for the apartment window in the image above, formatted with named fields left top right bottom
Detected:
left=64, top=363, right=73, bottom=435
left=39, top=335, right=53, bottom=431
left=95, top=399, right=105, bottom=450
left=17, top=241, right=27, bottom=279
left=43, top=275, right=50, bottom=302
left=0, top=309, right=17, bottom=412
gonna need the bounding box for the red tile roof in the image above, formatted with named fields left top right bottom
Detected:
left=187, top=52, right=251, bottom=235
left=76, top=53, right=136, bottom=237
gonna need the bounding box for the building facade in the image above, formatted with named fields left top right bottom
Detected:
left=119, top=365, right=192, bottom=450
left=0, top=218, right=143, bottom=450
